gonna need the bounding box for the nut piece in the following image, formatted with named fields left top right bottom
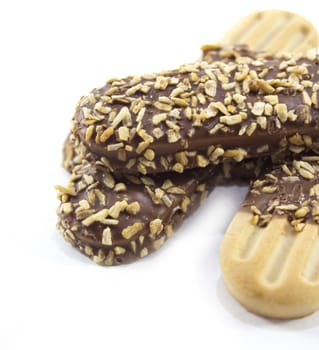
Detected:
left=251, top=102, right=265, bottom=116
left=220, top=114, right=242, bottom=125
left=295, top=207, right=310, bottom=218
left=149, top=218, right=163, bottom=239
left=122, top=222, right=144, bottom=240
left=204, top=78, right=217, bottom=97
left=126, top=201, right=141, bottom=215
left=275, top=104, right=288, bottom=123
left=102, top=227, right=113, bottom=246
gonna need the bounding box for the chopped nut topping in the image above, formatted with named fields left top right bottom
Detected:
left=164, top=224, right=174, bottom=237
left=264, top=95, right=278, bottom=105
left=104, top=251, right=114, bottom=266
left=152, top=127, right=164, bottom=139
left=117, top=126, right=130, bottom=141
left=170, top=86, right=185, bottom=97
left=109, top=200, right=128, bottom=219
left=57, top=48, right=319, bottom=265
left=251, top=102, right=265, bottom=116
left=114, top=246, right=126, bottom=255
left=175, top=152, right=188, bottom=166
left=246, top=122, right=257, bottom=136
left=129, top=75, right=141, bottom=86
left=209, top=147, right=224, bottom=161
left=196, top=155, right=209, bottom=167
left=302, top=90, right=312, bottom=106
left=172, top=162, right=184, bottom=173
left=55, top=185, right=76, bottom=196
left=261, top=186, right=278, bottom=194
left=140, top=247, right=149, bottom=258
left=60, top=202, right=73, bottom=214
left=181, top=197, right=191, bottom=213
left=220, top=114, right=242, bottom=125
left=114, top=182, right=127, bottom=192
left=136, top=140, right=152, bottom=154
left=295, top=207, right=310, bottom=218
left=251, top=215, right=259, bottom=225
left=107, top=142, right=124, bottom=152
left=281, top=164, right=292, bottom=176
left=166, top=186, right=186, bottom=194
left=224, top=148, right=247, bottom=162
left=162, top=194, right=173, bottom=207
left=204, top=78, right=217, bottom=97
left=103, top=172, right=115, bottom=189
left=111, top=107, right=131, bottom=128
left=293, top=160, right=315, bottom=179
left=255, top=79, right=275, bottom=93
left=130, top=241, right=137, bottom=254
left=233, top=93, right=246, bottom=104
left=154, top=76, right=169, bottom=90
left=154, top=101, right=172, bottom=112
left=149, top=218, right=163, bottom=239
left=126, top=83, right=143, bottom=96
left=144, top=149, right=155, bottom=161
left=153, top=236, right=166, bottom=250
left=122, top=222, right=144, bottom=240
left=171, top=97, right=189, bottom=107
left=92, top=249, right=106, bottom=264
left=70, top=48, right=319, bottom=178
left=84, top=245, right=94, bottom=256
left=85, top=125, right=94, bottom=141
left=276, top=204, right=298, bottom=211
left=289, top=133, right=304, bottom=146
left=152, top=113, right=167, bottom=125
left=126, top=201, right=141, bottom=215
left=209, top=101, right=229, bottom=115
left=275, top=103, right=288, bottom=123
left=102, top=227, right=112, bottom=246
left=82, top=208, right=109, bottom=226
left=251, top=205, right=261, bottom=215
left=310, top=184, right=319, bottom=197
left=256, top=116, right=267, bottom=129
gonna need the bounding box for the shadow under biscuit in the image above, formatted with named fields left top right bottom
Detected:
left=216, top=276, right=319, bottom=330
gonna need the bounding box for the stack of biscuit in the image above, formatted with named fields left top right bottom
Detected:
left=56, top=11, right=319, bottom=319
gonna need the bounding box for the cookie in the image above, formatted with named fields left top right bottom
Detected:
left=220, top=157, right=319, bottom=318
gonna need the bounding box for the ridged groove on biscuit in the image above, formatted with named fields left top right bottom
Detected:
left=225, top=212, right=288, bottom=265
left=220, top=10, right=319, bottom=54
left=302, top=227, right=319, bottom=282
left=261, top=17, right=317, bottom=53
left=239, top=225, right=264, bottom=260
left=279, top=23, right=318, bottom=53
left=262, top=222, right=296, bottom=283
left=240, top=12, right=291, bottom=51
left=220, top=213, right=319, bottom=319
left=224, top=211, right=265, bottom=260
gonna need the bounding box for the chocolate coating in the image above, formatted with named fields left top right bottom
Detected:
left=63, top=131, right=267, bottom=180
left=57, top=161, right=217, bottom=265
left=240, top=156, right=319, bottom=230
left=57, top=45, right=319, bottom=265
left=72, top=46, right=319, bottom=175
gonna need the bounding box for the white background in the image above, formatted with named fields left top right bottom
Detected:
left=1, top=0, right=319, bottom=349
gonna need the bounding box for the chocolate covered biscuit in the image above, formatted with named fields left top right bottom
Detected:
left=57, top=10, right=319, bottom=290
left=241, top=156, right=319, bottom=229
left=205, top=14, right=319, bottom=319
left=218, top=10, right=319, bottom=55
left=56, top=161, right=217, bottom=265
left=62, top=130, right=267, bottom=180
left=58, top=133, right=268, bottom=264
left=221, top=157, right=319, bottom=319
left=73, top=47, right=319, bottom=175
